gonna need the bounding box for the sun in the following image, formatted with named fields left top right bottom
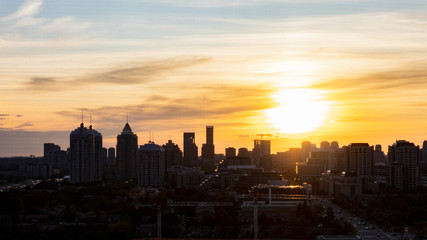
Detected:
left=265, top=88, right=331, bottom=134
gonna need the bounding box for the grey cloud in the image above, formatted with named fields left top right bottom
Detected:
left=16, top=122, right=33, bottom=128
left=0, top=114, right=9, bottom=117
left=0, top=118, right=6, bottom=120
left=22, top=56, right=211, bottom=91
left=16, top=115, right=22, bottom=117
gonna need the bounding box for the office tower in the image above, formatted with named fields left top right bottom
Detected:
left=320, top=141, right=331, bottom=149
left=238, top=148, right=250, bottom=157
left=301, top=141, right=314, bottom=162
left=421, top=140, right=427, bottom=163
left=373, top=144, right=386, bottom=164
left=345, top=143, right=374, bottom=177
left=108, top=147, right=116, bottom=165
left=44, top=143, right=69, bottom=173
left=253, top=140, right=272, bottom=170
left=116, top=123, right=138, bottom=181
left=331, top=141, right=339, bottom=149
left=137, top=141, right=165, bottom=187
left=202, top=126, right=215, bottom=170
left=225, top=147, right=236, bottom=159
left=163, top=140, right=183, bottom=168
left=44, top=143, right=60, bottom=162
left=202, top=126, right=215, bottom=160
left=388, top=140, right=420, bottom=191
left=183, top=132, right=198, bottom=166
left=70, top=123, right=103, bottom=183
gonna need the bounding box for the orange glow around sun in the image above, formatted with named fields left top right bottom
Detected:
left=265, top=88, right=331, bottom=134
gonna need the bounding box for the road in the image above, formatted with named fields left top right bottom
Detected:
left=317, top=198, right=415, bottom=240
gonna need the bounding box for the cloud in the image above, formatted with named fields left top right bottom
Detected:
left=16, top=115, right=23, bottom=118
left=0, top=114, right=9, bottom=117
left=16, top=122, right=33, bottom=128
left=139, top=0, right=367, bottom=8
left=0, top=0, right=43, bottom=22
left=54, top=82, right=274, bottom=133
left=22, top=56, right=211, bottom=91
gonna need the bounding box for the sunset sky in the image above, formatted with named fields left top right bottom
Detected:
left=1, top=0, right=427, bottom=156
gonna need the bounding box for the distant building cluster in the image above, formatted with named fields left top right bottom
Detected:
left=0, top=121, right=425, bottom=198
left=274, top=139, right=424, bottom=197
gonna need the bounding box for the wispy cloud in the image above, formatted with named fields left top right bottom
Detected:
left=0, top=0, right=43, bottom=22
left=16, top=122, right=33, bottom=128
left=22, top=56, right=211, bottom=91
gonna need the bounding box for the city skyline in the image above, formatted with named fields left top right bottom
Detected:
left=2, top=0, right=427, bottom=156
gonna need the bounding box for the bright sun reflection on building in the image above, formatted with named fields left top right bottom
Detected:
left=265, top=88, right=331, bottom=134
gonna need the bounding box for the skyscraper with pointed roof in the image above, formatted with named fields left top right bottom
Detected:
left=116, top=122, right=138, bottom=181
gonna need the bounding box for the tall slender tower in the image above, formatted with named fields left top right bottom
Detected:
left=70, top=122, right=103, bottom=183
left=183, top=132, right=198, bottom=166
left=116, top=122, right=138, bottom=181
left=202, top=126, right=215, bottom=169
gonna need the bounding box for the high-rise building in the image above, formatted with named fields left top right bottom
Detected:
left=202, top=126, right=215, bottom=170
left=388, top=140, right=420, bottom=191
left=253, top=140, right=272, bottom=170
left=108, top=147, right=115, bottom=165
left=202, top=126, right=215, bottom=159
left=44, top=143, right=60, bottom=162
left=163, top=140, right=183, bottom=168
left=116, top=123, right=138, bottom=181
left=373, top=144, right=386, bottom=164
left=331, top=141, right=339, bottom=149
left=421, top=140, right=427, bottom=163
left=70, top=123, right=103, bottom=183
left=44, top=143, right=69, bottom=173
left=345, top=143, right=374, bottom=177
left=183, top=132, right=198, bottom=166
left=320, top=141, right=331, bottom=149
left=137, top=141, right=165, bottom=187
left=301, top=141, right=315, bottom=162
left=225, top=147, right=236, bottom=159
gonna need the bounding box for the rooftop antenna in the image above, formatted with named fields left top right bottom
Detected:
left=90, top=114, right=92, bottom=126
left=126, top=112, right=129, bottom=123
left=81, top=111, right=84, bottom=123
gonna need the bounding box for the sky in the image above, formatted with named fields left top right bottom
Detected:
left=1, top=0, right=427, bottom=156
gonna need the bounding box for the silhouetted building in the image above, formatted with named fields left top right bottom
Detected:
left=70, top=123, right=103, bottom=183
left=373, top=144, right=386, bottom=164
left=238, top=148, right=250, bottom=158
left=137, top=141, right=165, bottom=187
left=345, top=143, right=374, bottom=177
left=108, top=147, right=115, bottom=165
left=44, top=143, right=69, bottom=173
left=320, top=141, right=331, bottom=149
left=253, top=140, right=272, bottom=170
left=301, top=141, right=315, bottom=162
left=330, top=141, right=339, bottom=149
left=116, top=123, right=138, bottom=181
left=421, top=140, right=427, bottom=163
left=388, top=140, right=420, bottom=191
left=201, top=126, right=215, bottom=159
left=44, top=143, right=60, bottom=162
left=163, top=140, right=183, bottom=184
left=183, top=132, right=198, bottom=166
left=225, top=147, right=236, bottom=159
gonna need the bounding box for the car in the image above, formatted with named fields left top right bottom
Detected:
left=376, top=233, right=380, bottom=237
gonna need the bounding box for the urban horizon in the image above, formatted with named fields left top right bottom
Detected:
left=2, top=119, right=427, bottom=158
